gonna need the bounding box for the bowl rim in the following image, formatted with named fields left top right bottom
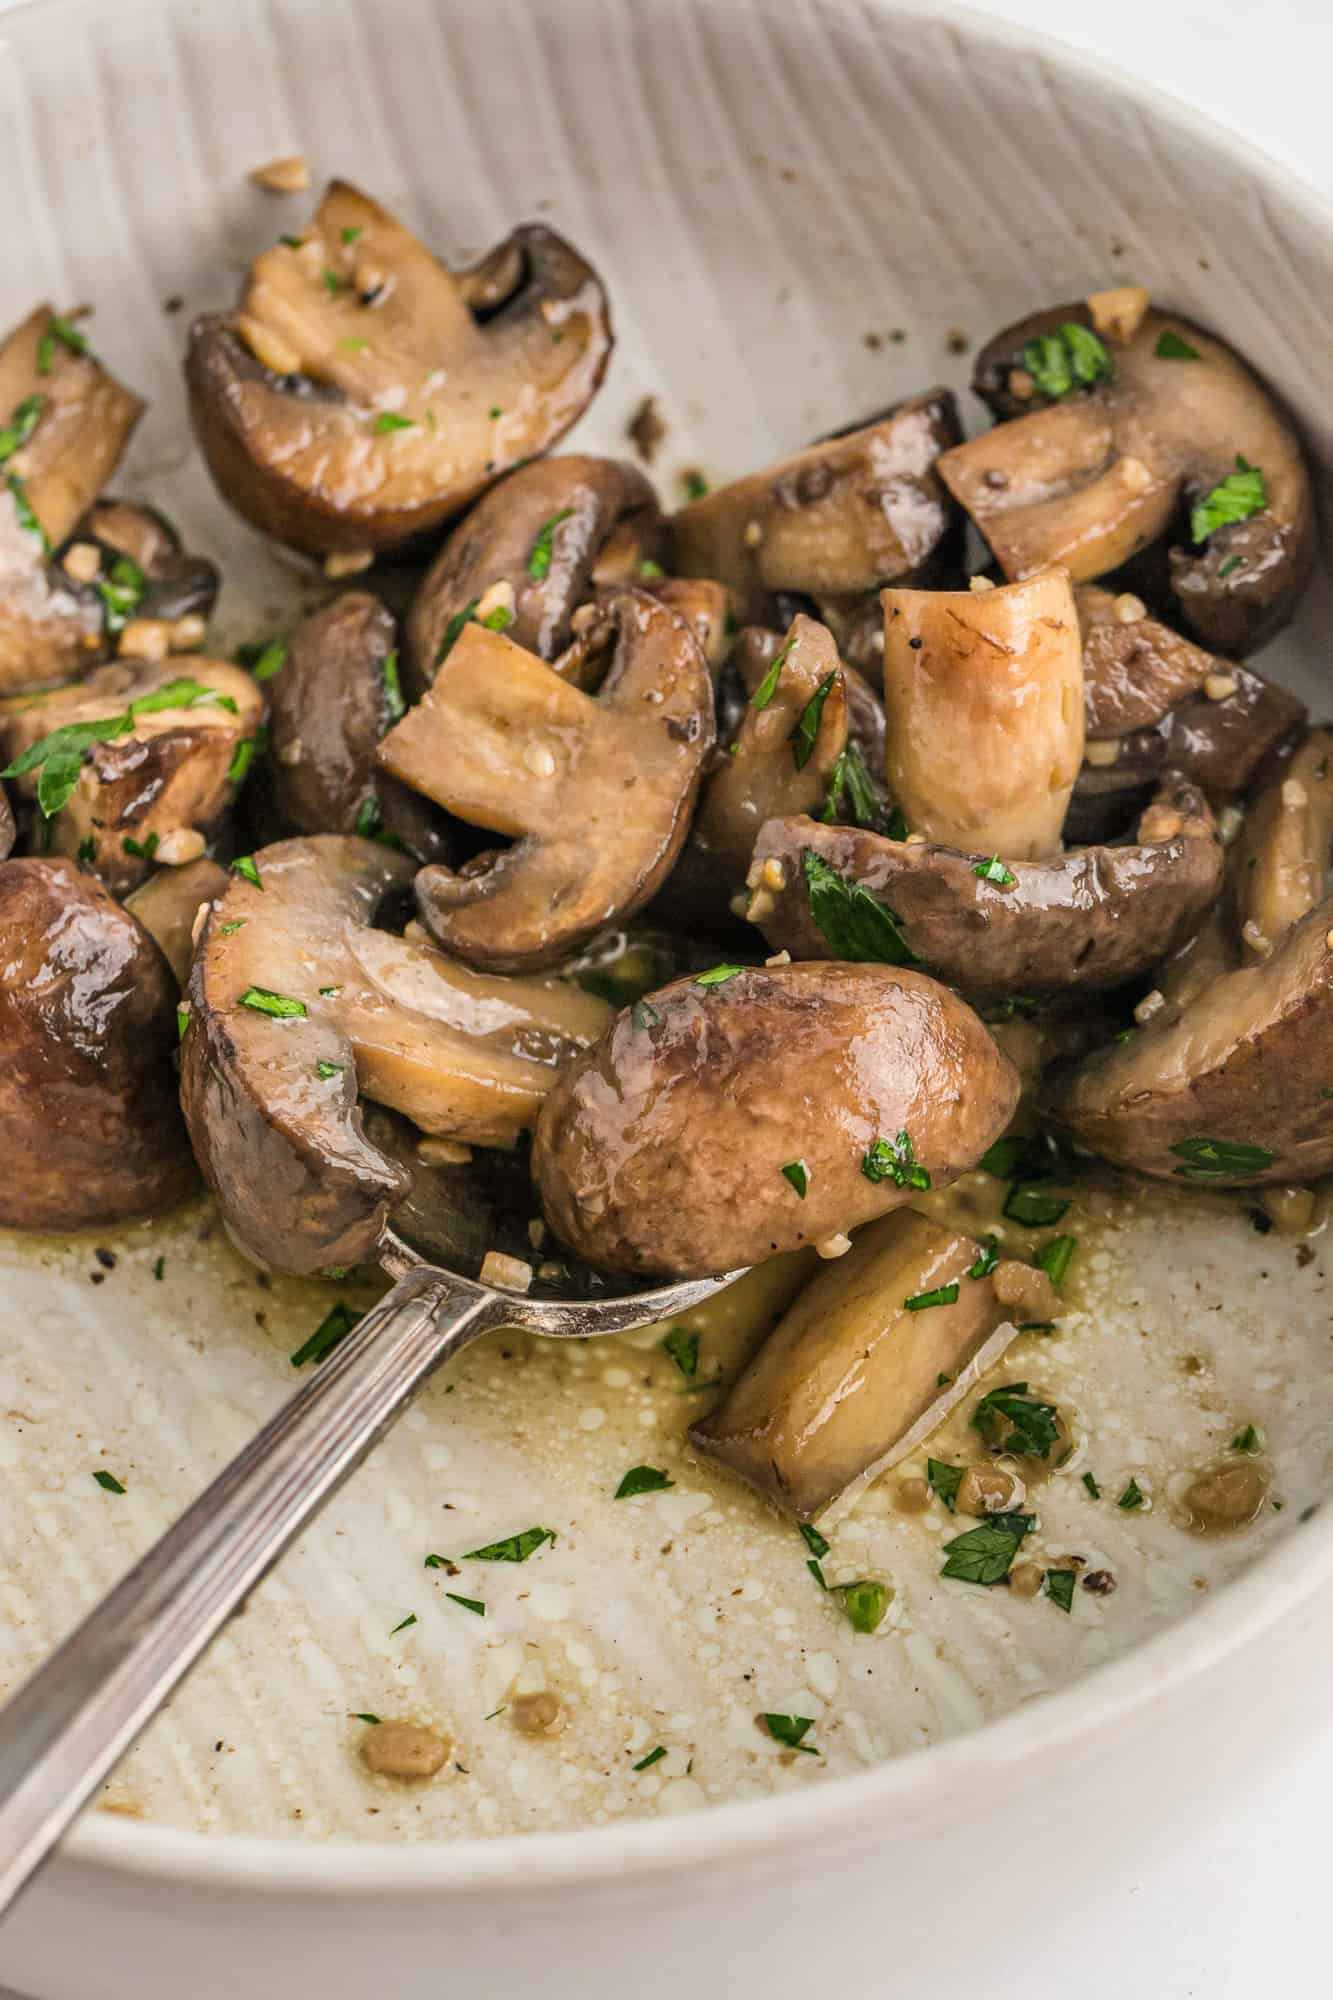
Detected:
left=7, top=0, right=1333, bottom=1905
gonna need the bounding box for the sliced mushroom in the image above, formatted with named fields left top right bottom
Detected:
left=382, top=589, right=715, bottom=972
left=939, top=307, right=1315, bottom=654
left=642, top=577, right=735, bottom=679
left=654, top=613, right=846, bottom=933
left=180, top=836, right=612, bottom=1272
left=187, top=182, right=613, bottom=558
left=1231, top=727, right=1333, bottom=961
left=690, top=1210, right=1023, bottom=1520
left=1, top=657, right=263, bottom=894
left=749, top=774, right=1223, bottom=999
left=124, top=856, right=230, bottom=985
left=264, top=591, right=452, bottom=859
left=1045, top=891, right=1333, bottom=1185
left=81, top=498, right=220, bottom=633
left=882, top=568, right=1084, bottom=857
left=671, top=392, right=962, bottom=622
left=0, top=306, right=144, bottom=691
left=406, top=456, right=661, bottom=688
left=0, top=857, right=196, bottom=1228
left=532, top=961, right=1020, bottom=1278
left=726, top=623, right=892, bottom=822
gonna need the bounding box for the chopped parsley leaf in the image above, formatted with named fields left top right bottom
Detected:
left=1217, top=553, right=1244, bottom=579
left=662, top=1326, right=700, bottom=1379
left=972, top=1382, right=1061, bottom=1459
left=316, top=1060, right=342, bottom=1080
left=76, top=836, right=96, bottom=864
left=239, top=985, right=306, bottom=1019
left=217, top=920, right=246, bottom=935
left=7, top=473, right=48, bottom=550
left=527, top=508, right=574, bottom=580
left=760, top=1713, right=820, bottom=1754
left=249, top=637, right=288, bottom=681
left=632, top=1745, right=667, bottom=1771
left=4, top=678, right=236, bottom=817
left=122, top=831, right=160, bottom=861
left=1022, top=322, right=1112, bottom=399
left=940, top=1513, right=1032, bottom=1585
left=322, top=267, right=343, bottom=296
left=176, top=1004, right=190, bottom=1040
left=1003, top=1183, right=1071, bottom=1228
left=1035, top=1234, right=1077, bottom=1288
left=444, top=1592, right=486, bottom=1617
left=436, top=598, right=480, bottom=666
left=464, top=1527, right=555, bottom=1562
left=973, top=854, right=1016, bottom=887
left=927, top=1459, right=963, bottom=1511
left=800, top=1522, right=830, bottom=1559
left=803, top=848, right=917, bottom=964
left=1169, top=1136, right=1274, bottom=1180
left=290, top=1301, right=363, bottom=1368
left=807, top=1558, right=827, bottom=1589
left=389, top=1613, right=417, bottom=1635
left=379, top=649, right=406, bottom=722
left=152, top=1256, right=166, bottom=1281
left=680, top=470, right=709, bottom=501
left=38, top=314, right=90, bottom=373
left=0, top=391, right=44, bottom=464
left=93, top=1469, right=126, bottom=1494
left=695, top=963, right=743, bottom=986
left=615, top=1465, right=673, bottom=1498
left=350, top=1712, right=381, bottom=1725
left=231, top=854, right=263, bottom=889
left=790, top=671, right=837, bottom=769
left=862, top=1128, right=931, bottom=1191
left=833, top=1579, right=892, bottom=1633
left=341, top=225, right=364, bottom=244
left=818, top=743, right=890, bottom=830
left=1191, top=456, right=1266, bottom=544
left=1155, top=329, right=1201, bottom=360
left=781, top=1159, right=809, bottom=1199
left=1043, top=1568, right=1076, bottom=1613
left=374, top=411, right=416, bottom=433
left=1118, top=1477, right=1146, bottom=1511
left=904, top=1283, right=960, bottom=1312
left=968, top=1234, right=1000, bottom=1280
left=1231, top=1424, right=1263, bottom=1454
left=750, top=638, right=792, bottom=712
left=638, top=557, right=664, bottom=579
left=94, top=553, right=147, bottom=633
left=1082, top=1471, right=1101, bottom=1500
left=319, top=985, right=342, bottom=998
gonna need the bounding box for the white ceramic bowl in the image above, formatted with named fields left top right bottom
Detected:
left=0, top=0, right=1331, bottom=1993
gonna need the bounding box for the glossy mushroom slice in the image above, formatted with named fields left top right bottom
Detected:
left=748, top=774, right=1223, bottom=999
left=654, top=613, right=847, bottom=934
left=532, top=961, right=1020, bottom=1278
left=406, top=456, right=662, bottom=689
left=0, top=306, right=144, bottom=692
left=671, top=392, right=962, bottom=623
left=690, top=1211, right=1029, bottom=1521
left=1045, top=891, right=1333, bottom=1186
left=1231, top=727, right=1333, bottom=961
left=187, top=182, right=614, bottom=559
left=0, top=857, right=196, bottom=1229
left=264, top=592, right=451, bottom=859
left=938, top=306, right=1315, bottom=654
left=882, top=569, right=1084, bottom=857
left=180, top=837, right=612, bottom=1273
left=382, top=589, right=716, bottom=973
left=124, top=856, right=230, bottom=986
left=1, top=657, right=263, bottom=893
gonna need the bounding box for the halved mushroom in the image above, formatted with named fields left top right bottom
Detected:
left=264, top=591, right=452, bottom=860
left=690, top=1210, right=1027, bottom=1520
left=882, top=569, right=1084, bottom=857
left=1045, top=891, right=1333, bottom=1185
left=406, top=456, right=662, bottom=689
left=654, top=613, right=846, bottom=933
left=671, top=392, right=962, bottom=623
left=124, top=856, right=230, bottom=985
left=0, top=857, right=196, bottom=1228
left=180, top=836, right=612, bottom=1272
left=938, top=307, right=1316, bottom=654
left=187, top=182, right=614, bottom=559
left=532, top=961, right=1020, bottom=1278
left=748, top=773, right=1223, bottom=999
left=0, top=306, right=144, bottom=691
left=381, top=589, right=716, bottom=972
left=1231, top=727, right=1333, bottom=961
left=1, top=657, right=263, bottom=893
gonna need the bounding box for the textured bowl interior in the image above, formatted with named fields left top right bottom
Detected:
left=1, top=0, right=1332, bottom=1896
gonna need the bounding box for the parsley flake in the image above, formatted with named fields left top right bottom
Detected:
left=380, top=649, right=406, bottom=722
left=973, top=854, right=1016, bottom=887
left=760, top=1713, right=820, bottom=1754
left=803, top=849, right=917, bottom=964
left=445, top=1592, right=486, bottom=1617
left=1022, top=322, right=1112, bottom=399
left=972, top=1383, right=1061, bottom=1458
left=632, top=1745, right=667, bottom=1772
left=1169, top=1136, right=1274, bottom=1181
left=940, top=1513, right=1033, bottom=1585
left=389, top=1613, right=417, bottom=1635
left=615, top=1465, right=673, bottom=1498
left=231, top=854, right=263, bottom=889
left=927, top=1459, right=963, bottom=1512
left=861, top=1129, right=931, bottom=1191
left=833, top=1579, right=892, bottom=1634
left=1082, top=1471, right=1101, bottom=1500
left=93, top=1469, right=126, bottom=1494
left=800, top=1522, right=830, bottom=1559
left=239, top=985, right=306, bottom=1019
left=1118, top=1477, right=1146, bottom=1511
left=290, top=1302, right=363, bottom=1368
left=436, top=598, right=479, bottom=666
left=904, top=1283, right=960, bottom=1312
left=1043, top=1568, right=1076, bottom=1613
left=968, top=1235, right=1000, bottom=1279
left=1155, top=329, right=1201, bottom=360
left=1231, top=1424, right=1263, bottom=1454
left=695, top=963, right=743, bottom=986
left=527, top=508, right=574, bottom=580
left=781, top=1160, right=809, bottom=1199
left=1035, top=1234, right=1077, bottom=1288
left=662, top=1327, right=700, bottom=1379
left=790, top=671, right=837, bottom=770
left=750, top=638, right=792, bottom=712
left=374, top=411, right=416, bottom=434
left=1191, top=457, right=1267, bottom=544
left=464, top=1527, right=554, bottom=1563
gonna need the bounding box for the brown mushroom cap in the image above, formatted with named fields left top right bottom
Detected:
left=749, top=773, right=1223, bottom=999
left=671, top=391, right=962, bottom=622
left=1, top=658, right=263, bottom=893
left=264, top=591, right=452, bottom=860
left=882, top=568, right=1084, bottom=859
left=406, top=456, right=662, bottom=689
left=186, top=182, right=614, bottom=559
left=180, top=836, right=612, bottom=1273
left=0, top=306, right=144, bottom=692
left=382, top=589, right=716, bottom=973
left=1045, top=891, right=1333, bottom=1185
left=691, top=1210, right=1018, bottom=1520
left=940, top=307, right=1316, bottom=655
left=655, top=613, right=846, bottom=934
left=532, top=961, right=1020, bottom=1278
left=0, top=857, right=196, bottom=1229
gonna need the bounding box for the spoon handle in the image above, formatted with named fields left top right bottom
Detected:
left=0, top=1265, right=506, bottom=1916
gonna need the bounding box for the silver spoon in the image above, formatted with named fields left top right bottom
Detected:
left=0, top=1191, right=732, bottom=1915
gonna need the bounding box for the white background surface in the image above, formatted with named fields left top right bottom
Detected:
left=947, top=9, right=1333, bottom=1994
left=0, top=0, right=1330, bottom=1994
